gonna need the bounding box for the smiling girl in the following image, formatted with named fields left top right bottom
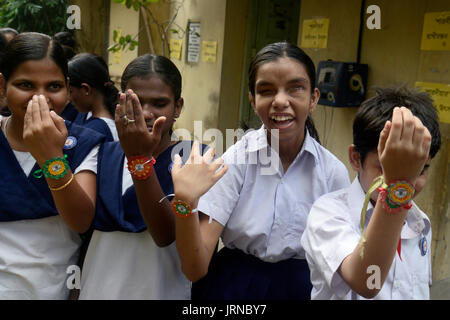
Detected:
left=170, top=42, right=351, bottom=299
left=0, top=32, right=103, bottom=299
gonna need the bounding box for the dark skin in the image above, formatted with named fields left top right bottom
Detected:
left=115, top=76, right=182, bottom=247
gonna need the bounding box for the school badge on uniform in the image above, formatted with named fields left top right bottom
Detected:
left=64, top=136, right=77, bottom=150
left=419, top=236, right=427, bottom=256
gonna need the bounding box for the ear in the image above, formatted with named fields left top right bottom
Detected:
left=174, top=97, right=184, bottom=118
left=309, top=88, right=320, bottom=114
left=249, top=92, right=256, bottom=111
left=348, top=144, right=362, bottom=172
left=81, top=83, right=92, bottom=96
left=0, top=73, right=6, bottom=97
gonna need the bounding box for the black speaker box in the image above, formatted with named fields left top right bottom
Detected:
left=316, top=60, right=368, bottom=107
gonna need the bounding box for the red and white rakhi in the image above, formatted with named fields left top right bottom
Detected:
left=127, top=156, right=156, bottom=180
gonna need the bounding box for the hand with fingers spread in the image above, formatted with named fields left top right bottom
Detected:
left=171, top=141, right=228, bottom=209
left=22, top=94, right=68, bottom=165
left=378, top=106, right=432, bottom=185
left=115, top=89, right=166, bottom=158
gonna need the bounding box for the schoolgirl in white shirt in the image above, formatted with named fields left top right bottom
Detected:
left=170, top=42, right=350, bottom=299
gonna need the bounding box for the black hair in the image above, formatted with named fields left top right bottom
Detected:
left=248, top=41, right=320, bottom=143
left=121, top=54, right=182, bottom=101
left=0, top=32, right=8, bottom=66
left=0, top=27, right=18, bottom=38
left=0, top=32, right=68, bottom=82
left=54, top=31, right=76, bottom=50
left=353, top=86, right=441, bottom=165
left=68, top=53, right=118, bottom=117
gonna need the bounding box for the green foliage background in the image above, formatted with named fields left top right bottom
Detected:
left=0, top=0, right=70, bottom=35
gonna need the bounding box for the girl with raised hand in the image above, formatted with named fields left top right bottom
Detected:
left=68, top=53, right=119, bottom=141
left=0, top=32, right=104, bottom=299
left=171, top=42, right=350, bottom=300
left=79, top=54, right=208, bottom=299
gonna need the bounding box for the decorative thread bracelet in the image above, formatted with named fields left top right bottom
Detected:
left=377, top=180, right=414, bottom=214
left=42, top=155, right=69, bottom=180
left=49, top=174, right=74, bottom=191
left=127, top=156, right=156, bottom=180
left=171, top=199, right=198, bottom=218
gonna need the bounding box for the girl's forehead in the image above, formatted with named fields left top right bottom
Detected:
left=9, top=57, right=65, bottom=80
left=126, top=76, right=174, bottom=97
left=256, top=57, right=310, bottom=82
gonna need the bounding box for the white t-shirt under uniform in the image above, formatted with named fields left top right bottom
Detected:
left=301, top=178, right=432, bottom=300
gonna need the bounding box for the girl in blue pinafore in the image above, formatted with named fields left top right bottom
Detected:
left=68, top=53, right=119, bottom=141
left=0, top=32, right=103, bottom=299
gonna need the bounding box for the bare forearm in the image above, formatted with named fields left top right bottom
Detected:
left=175, top=213, right=212, bottom=282
left=133, top=171, right=175, bottom=247
left=49, top=174, right=95, bottom=233
left=340, top=203, right=407, bottom=298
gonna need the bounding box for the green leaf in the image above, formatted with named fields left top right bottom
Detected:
left=113, top=30, right=118, bottom=42
left=169, top=29, right=178, bottom=34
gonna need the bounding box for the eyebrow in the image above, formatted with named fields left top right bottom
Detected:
left=255, top=77, right=309, bottom=87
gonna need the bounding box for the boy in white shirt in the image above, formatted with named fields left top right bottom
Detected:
left=301, top=87, right=441, bottom=299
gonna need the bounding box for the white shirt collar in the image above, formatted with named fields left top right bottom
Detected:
left=246, top=125, right=319, bottom=165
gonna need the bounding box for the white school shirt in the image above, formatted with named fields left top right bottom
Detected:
left=86, top=112, right=119, bottom=141
left=198, top=126, right=350, bottom=262
left=301, top=178, right=432, bottom=300
left=0, top=114, right=99, bottom=300
left=79, top=158, right=190, bottom=300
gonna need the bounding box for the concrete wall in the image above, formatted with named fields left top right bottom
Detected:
left=71, top=0, right=110, bottom=58
left=107, top=1, right=140, bottom=82
left=170, top=0, right=227, bottom=135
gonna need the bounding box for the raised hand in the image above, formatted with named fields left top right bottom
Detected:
left=378, top=106, right=431, bottom=185
left=171, top=141, right=228, bottom=208
left=115, top=89, right=166, bottom=158
left=23, top=94, right=68, bottom=164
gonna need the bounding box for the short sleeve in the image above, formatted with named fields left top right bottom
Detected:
left=301, top=192, right=360, bottom=298
left=74, top=144, right=100, bottom=175
left=197, top=146, right=245, bottom=227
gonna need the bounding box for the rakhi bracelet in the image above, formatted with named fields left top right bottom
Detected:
left=49, top=174, right=74, bottom=191
left=359, top=176, right=413, bottom=260
left=42, top=155, right=69, bottom=180
left=171, top=199, right=198, bottom=218
left=127, top=155, right=156, bottom=180
left=377, top=180, right=414, bottom=214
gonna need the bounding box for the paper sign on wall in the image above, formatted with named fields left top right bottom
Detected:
left=202, top=41, right=217, bottom=63
left=169, top=39, right=183, bottom=60
left=415, top=81, right=450, bottom=124
left=420, top=11, right=450, bottom=51
left=301, top=18, right=329, bottom=49
left=187, top=21, right=201, bottom=64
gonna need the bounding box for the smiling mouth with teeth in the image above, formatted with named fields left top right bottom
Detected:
left=271, top=115, right=294, bottom=122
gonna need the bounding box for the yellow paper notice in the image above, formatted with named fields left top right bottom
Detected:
left=420, top=11, right=450, bottom=51
left=415, top=81, right=450, bottom=124
left=202, top=41, right=217, bottom=63
left=301, top=18, right=329, bottom=49
left=169, top=39, right=183, bottom=60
